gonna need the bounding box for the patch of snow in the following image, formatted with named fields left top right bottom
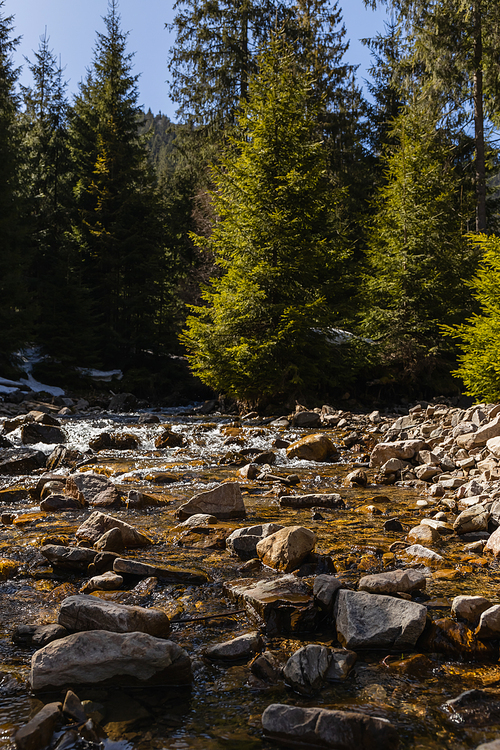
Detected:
left=18, top=373, right=64, bottom=397
left=76, top=368, right=123, bottom=382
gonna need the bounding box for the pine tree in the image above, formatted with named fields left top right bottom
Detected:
left=363, top=101, right=476, bottom=388
left=181, top=36, right=350, bottom=405
left=70, top=0, right=165, bottom=366
left=21, top=32, right=94, bottom=365
left=0, top=2, right=31, bottom=365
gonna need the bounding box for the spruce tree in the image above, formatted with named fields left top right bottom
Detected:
left=181, top=36, right=350, bottom=405
left=70, top=0, right=164, bottom=366
left=0, top=3, right=31, bottom=365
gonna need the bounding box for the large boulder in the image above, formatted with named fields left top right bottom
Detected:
left=58, top=595, right=170, bottom=637
left=286, top=434, right=338, bottom=462
left=334, top=590, right=427, bottom=649
left=256, top=526, right=316, bottom=572
left=75, top=511, right=152, bottom=548
left=226, top=523, right=283, bottom=561
left=176, top=482, right=246, bottom=520
left=262, top=704, right=399, bottom=750
left=30, top=630, right=191, bottom=690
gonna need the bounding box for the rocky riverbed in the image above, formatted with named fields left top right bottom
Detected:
left=2, top=396, right=500, bottom=748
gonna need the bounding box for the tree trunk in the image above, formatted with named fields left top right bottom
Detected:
left=473, top=0, right=486, bottom=231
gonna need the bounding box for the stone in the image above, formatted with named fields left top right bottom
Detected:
left=466, top=415, right=500, bottom=447
left=177, top=513, right=218, bottom=528
left=445, top=689, right=500, bottom=725
left=66, top=474, right=120, bottom=507
left=286, top=433, right=338, bottom=462
left=225, top=575, right=317, bottom=637
left=283, top=644, right=333, bottom=695
left=14, top=701, right=63, bottom=750
left=0, top=448, right=46, bottom=475
left=452, top=596, right=492, bottom=625
left=30, top=630, right=191, bottom=690
left=420, top=518, right=454, bottom=535
left=108, top=393, right=137, bottom=412
left=40, top=494, right=84, bottom=512
left=40, top=545, right=97, bottom=572
left=256, top=525, right=316, bottom=573
left=402, top=544, right=444, bottom=564
left=62, top=690, right=87, bottom=724
left=12, top=624, right=68, bottom=648
left=204, top=632, right=263, bottom=661
left=475, top=605, right=500, bottom=639
left=95, top=527, right=125, bottom=552
left=238, top=463, right=259, bottom=480
left=113, top=557, right=210, bottom=584
left=327, top=648, right=357, bottom=680
left=89, top=432, right=139, bottom=451
left=154, top=428, right=186, bottom=449
left=58, top=594, right=171, bottom=637
left=126, top=489, right=160, bottom=509
left=407, top=524, right=441, bottom=545
left=370, top=439, right=426, bottom=467
left=279, top=493, right=344, bottom=509
left=292, top=411, right=321, bottom=428
left=335, top=589, right=427, bottom=649
left=418, top=618, right=497, bottom=660
left=415, top=464, right=442, bottom=481
left=486, top=436, right=500, bottom=457
left=476, top=742, right=500, bottom=750
left=485, top=527, right=500, bottom=557
left=21, top=422, right=66, bottom=445
left=176, top=482, right=246, bottom=520
left=226, top=523, right=283, bottom=561
left=261, top=704, right=399, bottom=750
left=75, top=511, right=152, bottom=548
left=358, top=569, right=426, bottom=595
left=313, top=575, right=343, bottom=610
left=454, top=505, right=491, bottom=534
left=80, top=571, right=124, bottom=593
left=250, top=651, right=283, bottom=683
left=345, top=469, right=368, bottom=487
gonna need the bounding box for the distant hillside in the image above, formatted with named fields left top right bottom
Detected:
left=140, top=110, right=177, bottom=174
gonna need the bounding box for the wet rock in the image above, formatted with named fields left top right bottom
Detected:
left=204, top=632, right=263, bottom=661
left=58, top=594, right=171, bottom=637
left=46, top=445, right=82, bottom=471
left=226, top=523, right=283, bottom=561
left=454, top=505, right=491, bottom=535
left=238, top=463, right=259, bottom=480
left=475, top=605, right=500, bottom=639
left=370, top=439, right=426, bottom=467
left=421, top=618, right=497, bottom=660
left=451, top=595, right=492, bottom=625
left=358, top=569, right=426, bottom=596
left=445, top=689, right=500, bottom=725
left=327, top=648, right=357, bottom=680
left=292, top=411, right=321, bottom=428
left=284, top=644, right=333, bottom=695
left=0, top=448, right=46, bottom=475
left=177, top=513, right=218, bottom=528
left=286, top=434, right=338, bottom=462
left=14, top=701, right=63, bottom=750
left=345, top=469, right=368, bottom=487
left=89, top=432, right=139, bottom=451
left=253, top=451, right=276, bottom=465
left=66, top=474, right=121, bottom=508
left=402, top=544, right=444, bottom=565
left=40, top=494, right=84, bottom=511
left=62, top=690, right=87, bottom=724
left=113, top=557, right=210, bottom=584
left=40, top=545, right=97, bottom=571
left=279, top=493, right=344, bottom=509
left=176, top=481, right=246, bottom=521
left=250, top=651, right=283, bottom=683
left=407, top=524, right=441, bottom=545
left=334, top=590, right=427, bottom=649
left=75, top=511, right=152, bottom=548
left=30, top=631, right=191, bottom=690
left=95, top=527, right=125, bottom=552
left=40, top=479, right=67, bottom=499
left=384, top=518, right=405, bottom=532
left=313, top=575, right=343, bottom=610
left=137, top=414, right=160, bottom=424
left=108, top=393, right=137, bottom=412
left=256, top=525, right=316, bottom=573
left=21, top=422, right=66, bottom=445
left=176, top=525, right=229, bottom=549
left=80, top=571, right=124, bottom=593
left=225, top=575, right=317, bottom=636
left=261, top=704, right=399, bottom=750
left=12, top=624, right=68, bottom=648
left=154, top=428, right=186, bottom=449
left=420, top=518, right=454, bottom=535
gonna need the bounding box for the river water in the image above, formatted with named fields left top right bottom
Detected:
left=1, top=408, right=500, bottom=750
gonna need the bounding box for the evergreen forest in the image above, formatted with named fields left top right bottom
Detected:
left=2, top=0, right=500, bottom=409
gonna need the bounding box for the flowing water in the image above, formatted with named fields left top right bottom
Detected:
left=1, top=409, right=500, bottom=749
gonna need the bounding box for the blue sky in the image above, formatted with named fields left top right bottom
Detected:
left=3, top=0, right=388, bottom=119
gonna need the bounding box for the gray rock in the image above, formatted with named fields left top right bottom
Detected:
left=58, top=595, right=170, bottom=637
left=12, top=624, right=68, bottom=648
left=66, top=473, right=119, bottom=506
left=80, top=571, right=124, bottom=593
left=327, top=648, right=357, bottom=680
left=256, top=525, right=316, bottom=572
left=292, top=411, right=321, bottom=428
left=451, top=595, right=492, bottom=625
left=407, top=524, right=441, bottom=545
left=204, top=632, right=263, bottom=661
left=454, top=505, right=491, bottom=535
left=40, top=494, right=84, bottom=512
left=475, top=605, right=500, bottom=639
left=30, top=630, right=191, bottom=690
left=261, top=704, right=399, bottom=749
left=335, top=589, right=427, bottom=649
left=279, top=493, right=344, bottom=509
left=95, top=527, right=124, bottom=552
left=0, top=448, right=46, bottom=475
left=21, top=423, right=66, bottom=445
left=358, top=569, right=426, bottom=595
left=313, top=575, right=343, bottom=610
left=40, top=545, right=97, bottom=572
left=226, top=523, right=283, bottom=560
left=250, top=651, right=283, bottom=683
left=284, top=643, right=332, bottom=695
left=75, top=511, right=152, bottom=548
left=370, top=439, right=426, bottom=467
left=177, top=513, right=218, bottom=528
left=14, top=701, right=63, bottom=750
left=113, top=557, right=210, bottom=584
left=176, top=482, right=246, bottom=520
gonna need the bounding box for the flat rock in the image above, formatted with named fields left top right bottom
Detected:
left=176, top=482, right=246, bottom=520
left=40, top=545, right=97, bottom=571
left=402, top=544, right=444, bottom=565
left=0, top=448, right=46, bottom=475
left=358, top=569, right=426, bottom=595
left=286, top=434, right=338, bottom=462
left=58, top=594, right=170, bottom=637
left=75, top=511, right=152, bottom=548
left=279, top=493, right=344, bottom=509
left=256, top=525, right=316, bottom=572
left=113, top=557, right=210, bottom=584
left=335, top=589, right=427, bottom=649
left=40, top=494, right=84, bottom=511
left=204, top=632, right=263, bottom=661
left=12, top=624, right=68, bottom=649
left=262, top=704, right=399, bottom=750
left=30, top=630, right=192, bottom=690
